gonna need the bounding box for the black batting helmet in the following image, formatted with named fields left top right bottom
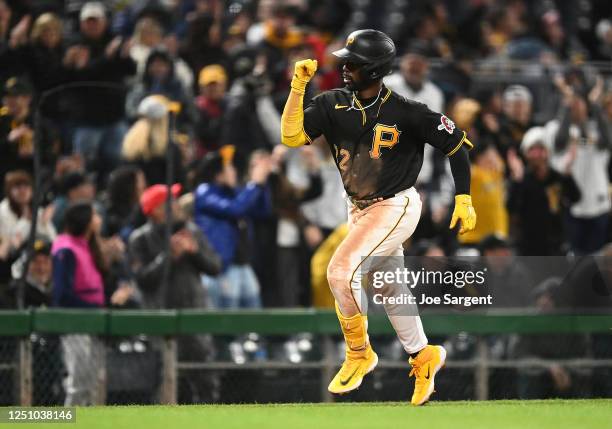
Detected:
left=332, top=29, right=396, bottom=81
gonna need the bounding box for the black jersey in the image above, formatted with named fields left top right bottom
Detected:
left=303, top=85, right=470, bottom=200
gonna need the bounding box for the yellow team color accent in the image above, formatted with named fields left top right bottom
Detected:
left=370, top=123, right=401, bottom=159
left=338, top=148, right=350, bottom=172
left=335, top=104, right=349, bottom=109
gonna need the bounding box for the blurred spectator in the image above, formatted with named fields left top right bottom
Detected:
left=512, top=277, right=589, bottom=399
left=19, top=13, right=66, bottom=94
left=0, top=171, right=56, bottom=282
left=128, top=16, right=164, bottom=72
left=385, top=42, right=444, bottom=112
left=51, top=171, right=95, bottom=232
left=452, top=98, right=482, bottom=134
left=538, top=9, right=587, bottom=62
left=100, top=232, right=138, bottom=309
left=408, top=4, right=451, bottom=59
left=253, top=4, right=303, bottom=84
left=458, top=142, right=508, bottom=246
left=474, top=89, right=503, bottom=145
left=311, top=223, right=348, bottom=309
left=129, top=183, right=221, bottom=310
left=558, top=243, right=612, bottom=397
left=484, top=1, right=528, bottom=56
left=51, top=201, right=105, bottom=406
left=194, top=149, right=271, bottom=308
left=121, top=95, right=184, bottom=186
left=51, top=201, right=104, bottom=308
left=606, top=91, right=612, bottom=244
left=430, top=43, right=475, bottom=100
left=559, top=243, right=612, bottom=311
left=0, top=1, right=31, bottom=81
left=549, top=76, right=611, bottom=255
left=0, top=76, right=34, bottom=184
left=194, top=64, right=228, bottom=157
left=595, top=15, right=612, bottom=60
left=178, top=0, right=226, bottom=75
left=128, top=16, right=193, bottom=95
left=129, top=183, right=221, bottom=403
left=102, top=165, right=146, bottom=239
left=7, top=236, right=53, bottom=307
left=0, top=0, right=10, bottom=48
left=480, top=234, right=533, bottom=308
left=8, top=234, right=64, bottom=404
left=63, top=1, right=136, bottom=185
left=316, top=40, right=343, bottom=91
left=268, top=145, right=322, bottom=307
left=411, top=186, right=456, bottom=251
left=301, top=142, right=347, bottom=242
left=125, top=47, right=194, bottom=127
left=496, top=85, right=534, bottom=158
left=221, top=55, right=279, bottom=156
left=507, top=127, right=581, bottom=255
left=0, top=76, right=60, bottom=190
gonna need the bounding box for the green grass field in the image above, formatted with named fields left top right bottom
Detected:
left=2, top=400, right=611, bottom=429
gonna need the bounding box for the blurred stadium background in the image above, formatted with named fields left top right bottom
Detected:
left=0, top=0, right=611, bottom=407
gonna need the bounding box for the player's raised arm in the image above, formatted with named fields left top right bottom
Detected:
left=280, top=59, right=317, bottom=147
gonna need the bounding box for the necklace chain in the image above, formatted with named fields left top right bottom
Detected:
left=347, top=87, right=383, bottom=111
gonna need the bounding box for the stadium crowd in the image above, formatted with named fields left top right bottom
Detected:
left=0, top=0, right=611, bottom=310
left=0, top=0, right=611, bottom=403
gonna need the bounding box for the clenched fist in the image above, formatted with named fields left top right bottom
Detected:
left=291, top=59, right=318, bottom=93
left=294, top=59, right=317, bottom=81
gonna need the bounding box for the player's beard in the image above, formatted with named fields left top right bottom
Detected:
left=345, top=69, right=378, bottom=92
left=345, top=80, right=361, bottom=91
left=347, top=77, right=380, bottom=92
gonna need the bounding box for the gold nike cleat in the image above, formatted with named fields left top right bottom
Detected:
left=409, top=345, right=447, bottom=405
left=329, top=302, right=378, bottom=394
left=328, top=344, right=378, bottom=394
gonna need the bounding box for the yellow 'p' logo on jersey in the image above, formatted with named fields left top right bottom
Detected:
left=370, top=123, right=401, bottom=159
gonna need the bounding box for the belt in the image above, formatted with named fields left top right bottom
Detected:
left=350, top=194, right=396, bottom=210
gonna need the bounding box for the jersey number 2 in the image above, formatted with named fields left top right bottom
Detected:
left=370, top=123, right=401, bottom=159
left=334, top=145, right=350, bottom=173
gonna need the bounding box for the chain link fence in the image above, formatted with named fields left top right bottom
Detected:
left=0, top=337, right=18, bottom=406
left=1, top=325, right=611, bottom=405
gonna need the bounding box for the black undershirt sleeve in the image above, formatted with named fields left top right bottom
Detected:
left=448, top=145, right=471, bottom=195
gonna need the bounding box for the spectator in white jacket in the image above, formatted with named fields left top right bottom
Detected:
left=548, top=76, right=611, bottom=254
left=0, top=170, right=56, bottom=283
left=384, top=41, right=445, bottom=113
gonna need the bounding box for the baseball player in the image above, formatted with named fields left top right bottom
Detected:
left=280, top=29, right=476, bottom=405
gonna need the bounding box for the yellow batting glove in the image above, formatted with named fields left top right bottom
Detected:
left=291, top=59, right=317, bottom=94
left=449, top=194, right=477, bottom=235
